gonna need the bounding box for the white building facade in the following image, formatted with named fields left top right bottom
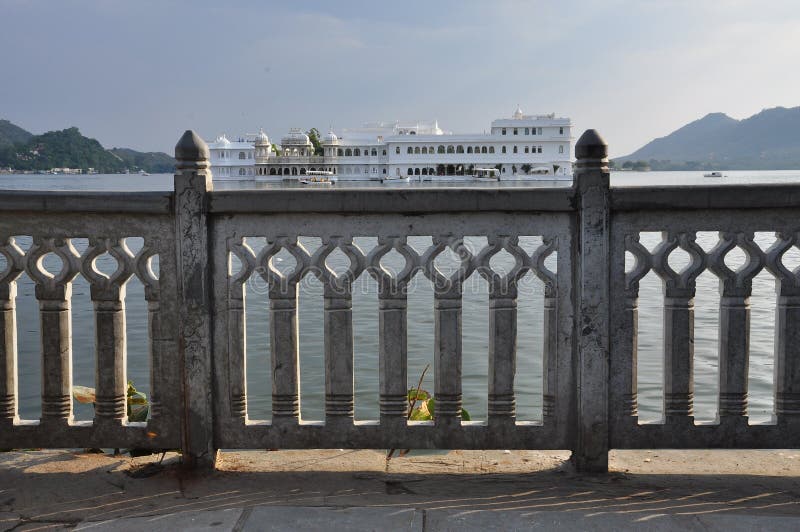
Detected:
left=206, top=133, right=258, bottom=180
left=211, top=108, right=573, bottom=182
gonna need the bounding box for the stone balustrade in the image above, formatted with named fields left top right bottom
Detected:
left=0, top=129, right=798, bottom=472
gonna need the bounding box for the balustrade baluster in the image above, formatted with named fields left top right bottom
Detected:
left=270, top=287, right=300, bottom=421
left=488, top=288, right=516, bottom=427
left=324, top=283, right=354, bottom=424
left=0, top=283, right=18, bottom=426
left=378, top=293, right=408, bottom=427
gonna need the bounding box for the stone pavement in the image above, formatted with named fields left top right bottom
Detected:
left=1, top=449, right=799, bottom=530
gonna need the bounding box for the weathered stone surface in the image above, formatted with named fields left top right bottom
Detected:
left=241, top=506, right=422, bottom=532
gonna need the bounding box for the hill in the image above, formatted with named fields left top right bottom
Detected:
left=108, top=148, right=176, bottom=173
left=617, top=106, right=800, bottom=170
left=0, top=119, right=33, bottom=148
left=0, top=119, right=175, bottom=173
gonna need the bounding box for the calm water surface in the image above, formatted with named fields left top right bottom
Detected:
left=3, top=170, right=800, bottom=423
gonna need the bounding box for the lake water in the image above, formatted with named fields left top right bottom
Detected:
left=3, top=170, right=800, bottom=424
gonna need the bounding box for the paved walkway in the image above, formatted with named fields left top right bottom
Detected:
left=2, top=449, right=799, bottom=530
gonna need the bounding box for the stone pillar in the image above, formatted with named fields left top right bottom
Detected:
left=572, top=130, right=610, bottom=472
left=174, top=130, right=216, bottom=469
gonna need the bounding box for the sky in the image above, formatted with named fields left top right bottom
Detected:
left=1, top=0, right=799, bottom=157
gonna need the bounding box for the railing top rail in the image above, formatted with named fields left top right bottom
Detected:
left=209, top=186, right=576, bottom=214
left=0, top=190, right=173, bottom=214
left=611, top=183, right=800, bottom=211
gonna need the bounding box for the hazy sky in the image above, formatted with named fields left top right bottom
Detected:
left=1, top=0, right=798, bottom=157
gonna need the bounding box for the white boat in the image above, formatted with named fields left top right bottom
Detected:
left=703, top=171, right=724, bottom=177
left=381, top=175, right=410, bottom=183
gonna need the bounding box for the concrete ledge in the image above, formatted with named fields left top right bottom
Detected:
left=209, top=187, right=576, bottom=214
left=0, top=190, right=173, bottom=214
left=611, top=183, right=800, bottom=210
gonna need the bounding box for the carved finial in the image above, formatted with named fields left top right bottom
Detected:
left=175, top=130, right=210, bottom=162
left=575, top=129, right=608, bottom=160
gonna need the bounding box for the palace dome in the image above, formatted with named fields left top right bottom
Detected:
left=255, top=128, right=270, bottom=145
left=281, top=128, right=311, bottom=145
left=513, top=105, right=524, bottom=119
left=214, top=134, right=231, bottom=146
left=323, top=130, right=339, bottom=144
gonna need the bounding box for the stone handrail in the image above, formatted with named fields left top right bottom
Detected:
left=0, top=129, right=798, bottom=472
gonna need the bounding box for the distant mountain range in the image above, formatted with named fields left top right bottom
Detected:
left=0, top=119, right=175, bottom=173
left=616, top=106, right=800, bottom=170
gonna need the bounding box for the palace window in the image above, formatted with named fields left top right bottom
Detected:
left=447, top=145, right=454, bottom=153
left=415, top=147, right=420, bottom=154
left=338, top=148, right=343, bottom=156
left=414, top=168, right=420, bottom=175
left=372, top=149, right=377, bottom=156
left=467, top=147, right=473, bottom=154
left=525, top=128, right=529, bottom=135
left=488, top=146, right=495, bottom=154
left=407, top=147, right=413, bottom=154
left=422, top=147, right=428, bottom=154
left=513, top=146, right=518, bottom=154
left=501, top=128, right=506, bottom=135
left=475, top=146, right=480, bottom=153
left=354, top=148, right=361, bottom=156
left=559, top=145, right=564, bottom=154
left=538, top=128, right=542, bottom=134
left=437, top=145, right=445, bottom=154
left=383, top=168, right=387, bottom=174
left=525, top=146, right=529, bottom=153
left=513, top=128, right=518, bottom=135
left=502, top=146, right=507, bottom=154
left=382, top=149, right=387, bottom=155
left=239, top=168, right=246, bottom=175
left=345, top=148, right=352, bottom=156
left=456, top=145, right=464, bottom=153
left=538, top=146, right=542, bottom=153
left=408, top=168, right=413, bottom=175
left=559, top=127, right=564, bottom=135
left=396, top=147, right=400, bottom=154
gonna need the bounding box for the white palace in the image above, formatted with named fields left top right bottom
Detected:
left=207, top=107, right=573, bottom=182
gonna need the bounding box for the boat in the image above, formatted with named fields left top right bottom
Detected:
left=381, top=175, right=411, bottom=183
left=703, top=171, right=724, bottom=177
left=472, top=167, right=500, bottom=181
left=300, top=170, right=336, bottom=185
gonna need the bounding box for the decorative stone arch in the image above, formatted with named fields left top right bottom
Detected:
left=467, top=147, right=473, bottom=154
left=283, top=168, right=290, bottom=176
left=407, top=167, right=413, bottom=176
left=446, top=164, right=455, bottom=175
left=456, top=145, right=464, bottom=154
left=436, top=164, right=445, bottom=175
left=421, top=168, right=428, bottom=175
left=337, top=148, right=343, bottom=156
left=414, top=168, right=420, bottom=175
left=414, top=147, right=420, bottom=154
left=300, top=168, right=307, bottom=175
left=291, top=167, right=298, bottom=175
left=345, top=148, right=352, bottom=156
left=354, top=148, right=361, bottom=156
left=269, top=168, right=277, bottom=175
left=407, top=147, right=413, bottom=154
left=421, top=147, right=428, bottom=154
left=437, top=145, right=445, bottom=154
left=489, top=146, right=495, bottom=154
left=447, top=145, right=455, bottom=154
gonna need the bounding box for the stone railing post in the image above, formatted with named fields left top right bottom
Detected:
left=572, top=130, right=611, bottom=472
left=174, top=130, right=216, bottom=469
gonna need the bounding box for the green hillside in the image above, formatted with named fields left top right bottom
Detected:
left=0, top=119, right=176, bottom=173
left=0, top=119, right=33, bottom=148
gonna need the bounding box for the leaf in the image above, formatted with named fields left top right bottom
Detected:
left=128, top=403, right=149, bottom=422
left=424, top=398, right=435, bottom=417
left=409, top=407, right=431, bottom=421
left=72, top=385, right=96, bottom=404
left=407, top=388, right=430, bottom=402
left=460, top=407, right=471, bottom=421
